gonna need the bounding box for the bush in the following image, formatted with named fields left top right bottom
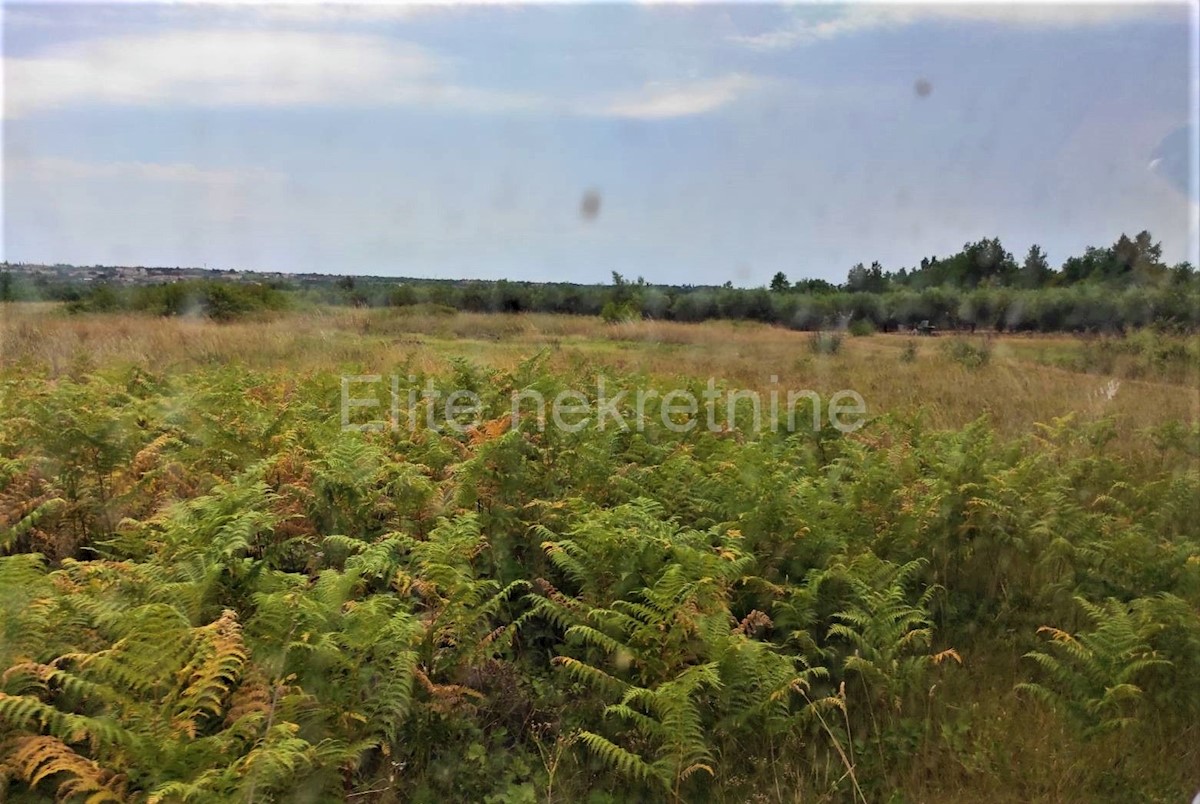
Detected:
left=66, top=283, right=121, bottom=313
left=808, top=330, right=844, bottom=355
left=387, top=284, right=419, bottom=307
left=848, top=318, right=876, bottom=337
left=394, top=302, right=458, bottom=317
left=67, top=280, right=289, bottom=320
left=601, top=300, right=640, bottom=324
left=941, top=336, right=992, bottom=368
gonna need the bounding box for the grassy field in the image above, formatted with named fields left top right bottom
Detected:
left=4, top=305, right=1196, bottom=437
left=1, top=305, right=1198, bottom=802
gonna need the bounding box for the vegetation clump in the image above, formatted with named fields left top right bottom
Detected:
left=848, top=318, right=875, bottom=337
left=64, top=280, right=289, bottom=321
left=941, top=337, right=992, bottom=368
left=0, top=329, right=1195, bottom=801
left=808, top=330, right=844, bottom=355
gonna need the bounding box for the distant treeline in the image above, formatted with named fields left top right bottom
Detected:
left=3, top=230, right=1197, bottom=331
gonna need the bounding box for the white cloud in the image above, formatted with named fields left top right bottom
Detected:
left=10, top=156, right=287, bottom=187
left=1, top=1, right=554, bottom=36
left=729, top=7, right=900, bottom=50
left=3, top=29, right=542, bottom=117
left=239, top=0, right=541, bottom=22
left=225, top=2, right=438, bottom=24
left=5, top=27, right=761, bottom=120
left=583, top=74, right=760, bottom=120
left=729, top=2, right=1177, bottom=51
left=157, top=2, right=498, bottom=28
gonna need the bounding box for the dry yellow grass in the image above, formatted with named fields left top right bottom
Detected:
left=2, top=305, right=1196, bottom=451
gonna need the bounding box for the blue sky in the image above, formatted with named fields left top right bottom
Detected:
left=3, top=1, right=1196, bottom=285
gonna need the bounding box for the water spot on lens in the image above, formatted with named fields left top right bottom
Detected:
left=914, top=78, right=932, bottom=98
left=579, top=189, right=602, bottom=221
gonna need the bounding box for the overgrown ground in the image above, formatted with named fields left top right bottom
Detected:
left=4, top=306, right=1196, bottom=436
left=1, top=305, right=1198, bottom=802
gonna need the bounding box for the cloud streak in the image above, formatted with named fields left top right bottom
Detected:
left=729, top=2, right=1177, bottom=51
left=4, top=30, right=467, bottom=117
left=582, top=74, right=761, bottom=120
left=5, top=28, right=757, bottom=120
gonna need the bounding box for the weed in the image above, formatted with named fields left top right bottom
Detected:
left=809, top=330, right=844, bottom=355
left=941, top=336, right=992, bottom=368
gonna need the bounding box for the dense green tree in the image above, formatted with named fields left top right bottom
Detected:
left=1019, top=244, right=1054, bottom=289
left=846, top=261, right=887, bottom=293
left=1168, top=261, right=1196, bottom=287
left=1060, top=231, right=1167, bottom=286
left=792, top=277, right=837, bottom=294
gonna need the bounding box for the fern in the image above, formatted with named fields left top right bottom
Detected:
left=7, top=735, right=125, bottom=802
left=1018, top=596, right=1171, bottom=736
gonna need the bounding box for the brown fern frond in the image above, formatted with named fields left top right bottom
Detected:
left=173, top=609, right=247, bottom=735
left=224, top=665, right=272, bottom=728
left=1036, top=626, right=1078, bottom=644
left=931, top=648, right=962, bottom=666
left=734, top=610, right=773, bottom=637
left=467, top=416, right=511, bottom=447
left=413, top=667, right=483, bottom=714
left=131, top=433, right=176, bottom=476
left=9, top=735, right=123, bottom=802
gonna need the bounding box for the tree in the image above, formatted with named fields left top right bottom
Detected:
left=1116, top=231, right=1165, bottom=285
left=792, top=278, right=837, bottom=294
left=1061, top=246, right=1106, bottom=285
left=1168, top=262, right=1195, bottom=287
left=1019, top=244, right=1054, bottom=289
left=846, top=261, right=886, bottom=293
left=1061, top=232, right=1165, bottom=286
left=962, top=238, right=1017, bottom=287
left=610, top=272, right=634, bottom=305
left=769, top=272, right=790, bottom=293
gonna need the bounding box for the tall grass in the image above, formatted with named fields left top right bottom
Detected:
left=3, top=305, right=1194, bottom=448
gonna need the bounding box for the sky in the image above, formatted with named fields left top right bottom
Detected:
left=2, top=1, right=1197, bottom=285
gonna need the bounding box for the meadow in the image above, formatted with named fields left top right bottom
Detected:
left=1, top=304, right=1198, bottom=802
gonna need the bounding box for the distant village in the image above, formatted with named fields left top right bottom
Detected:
left=0, top=262, right=340, bottom=287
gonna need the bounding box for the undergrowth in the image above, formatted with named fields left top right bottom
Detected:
left=0, top=353, right=1197, bottom=801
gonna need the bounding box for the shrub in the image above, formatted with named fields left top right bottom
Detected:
left=601, top=300, right=641, bottom=324
left=848, top=318, right=876, bottom=337
left=68, top=280, right=289, bottom=320
left=807, top=330, right=844, bottom=355
left=941, top=336, right=991, bottom=368
left=388, top=284, right=419, bottom=307
left=394, top=302, right=458, bottom=317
